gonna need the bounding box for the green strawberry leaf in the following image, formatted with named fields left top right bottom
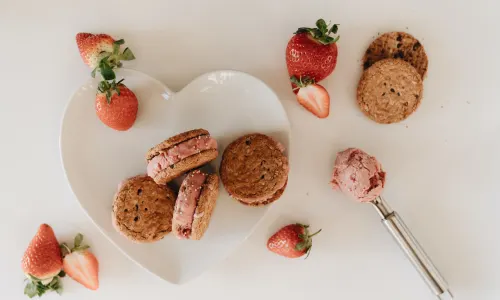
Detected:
left=329, top=24, right=339, bottom=34
left=73, top=245, right=90, bottom=252
left=106, top=90, right=112, bottom=103
left=100, top=67, right=116, bottom=81
left=47, top=278, right=58, bottom=288
left=290, top=76, right=301, bottom=86
left=58, top=270, right=66, bottom=278
left=56, top=285, right=63, bottom=295
left=120, top=48, right=135, bottom=61
left=60, top=243, right=70, bottom=257
left=316, top=19, right=327, bottom=33
left=74, top=233, right=83, bottom=248
left=24, top=282, right=38, bottom=298
left=294, top=20, right=339, bottom=44
left=112, top=39, right=125, bottom=54
left=36, top=283, right=48, bottom=297
left=91, top=67, right=98, bottom=78
left=295, top=241, right=306, bottom=251
left=294, top=27, right=311, bottom=34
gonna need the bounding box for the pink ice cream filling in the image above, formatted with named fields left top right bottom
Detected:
left=330, top=148, right=386, bottom=202
left=173, top=170, right=207, bottom=239
left=147, top=136, right=217, bottom=178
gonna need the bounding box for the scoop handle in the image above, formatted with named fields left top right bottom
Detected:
left=372, top=197, right=453, bottom=299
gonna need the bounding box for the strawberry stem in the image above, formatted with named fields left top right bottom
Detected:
left=294, top=19, right=340, bottom=45
left=290, top=75, right=315, bottom=88
left=308, top=229, right=322, bottom=238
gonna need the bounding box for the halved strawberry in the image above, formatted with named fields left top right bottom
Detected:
left=291, top=76, right=330, bottom=118
left=61, top=234, right=99, bottom=291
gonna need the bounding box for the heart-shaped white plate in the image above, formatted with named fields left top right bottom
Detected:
left=60, top=69, right=290, bottom=284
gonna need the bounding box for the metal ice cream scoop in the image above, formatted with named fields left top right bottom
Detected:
left=371, top=196, right=453, bottom=299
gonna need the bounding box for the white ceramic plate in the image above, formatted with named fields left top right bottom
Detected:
left=60, top=69, right=290, bottom=284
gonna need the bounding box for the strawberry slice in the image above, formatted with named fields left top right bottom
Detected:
left=61, top=234, right=99, bottom=291
left=291, top=76, right=330, bottom=118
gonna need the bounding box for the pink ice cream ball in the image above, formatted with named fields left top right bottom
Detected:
left=330, top=147, right=386, bottom=202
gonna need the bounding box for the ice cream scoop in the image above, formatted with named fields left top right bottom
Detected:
left=330, top=148, right=385, bottom=202
left=331, top=148, right=453, bottom=300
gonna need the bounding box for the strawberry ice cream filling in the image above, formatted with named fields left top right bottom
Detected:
left=330, top=148, right=386, bottom=202
left=173, top=170, right=207, bottom=239
left=147, top=136, right=217, bottom=178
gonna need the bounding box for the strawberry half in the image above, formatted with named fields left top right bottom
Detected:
left=22, top=224, right=64, bottom=298
left=61, top=234, right=99, bottom=291
left=267, top=223, right=321, bottom=259
left=286, top=19, right=339, bottom=93
left=291, top=76, right=330, bottom=118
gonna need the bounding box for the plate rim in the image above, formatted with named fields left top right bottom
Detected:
left=58, top=68, right=291, bottom=284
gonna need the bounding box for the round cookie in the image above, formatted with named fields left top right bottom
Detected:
left=357, top=59, right=423, bottom=124
left=236, top=179, right=288, bottom=207
left=220, top=133, right=289, bottom=205
left=112, top=175, right=176, bottom=243
left=363, top=32, right=428, bottom=79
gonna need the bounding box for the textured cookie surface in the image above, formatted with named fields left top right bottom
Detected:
left=357, top=59, right=423, bottom=124
left=363, top=32, right=428, bottom=79
left=146, top=128, right=209, bottom=161
left=220, top=134, right=289, bottom=204
left=112, top=175, right=176, bottom=243
left=152, top=149, right=218, bottom=185
left=191, top=174, right=219, bottom=240
left=237, top=179, right=288, bottom=206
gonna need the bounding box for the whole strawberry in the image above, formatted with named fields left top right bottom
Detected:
left=22, top=224, right=65, bottom=298
left=286, top=19, right=339, bottom=93
left=61, top=234, right=99, bottom=291
left=267, top=223, right=321, bottom=258
left=76, top=33, right=135, bottom=72
left=95, top=79, right=138, bottom=131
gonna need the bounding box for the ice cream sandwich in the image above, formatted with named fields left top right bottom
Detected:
left=220, top=133, right=289, bottom=206
left=172, top=169, right=219, bottom=240
left=146, top=129, right=218, bottom=185
left=112, top=175, right=176, bottom=243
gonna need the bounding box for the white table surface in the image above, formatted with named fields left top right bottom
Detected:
left=1, top=1, right=499, bottom=299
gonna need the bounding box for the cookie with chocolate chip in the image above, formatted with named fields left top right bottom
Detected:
left=357, top=59, right=423, bottom=124
left=112, top=175, right=176, bottom=243
left=220, top=133, right=289, bottom=206
left=363, top=32, right=428, bottom=79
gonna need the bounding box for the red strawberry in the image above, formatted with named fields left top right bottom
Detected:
left=286, top=19, right=339, bottom=93
left=291, top=76, right=330, bottom=118
left=76, top=33, right=135, bottom=72
left=22, top=224, right=64, bottom=297
left=267, top=223, right=321, bottom=258
left=61, top=234, right=99, bottom=291
left=76, top=33, right=114, bottom=69
left=95, top=79, right=138, bottom=131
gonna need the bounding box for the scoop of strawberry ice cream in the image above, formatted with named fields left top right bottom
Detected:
left=330, top=148, right=386, bottom=202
